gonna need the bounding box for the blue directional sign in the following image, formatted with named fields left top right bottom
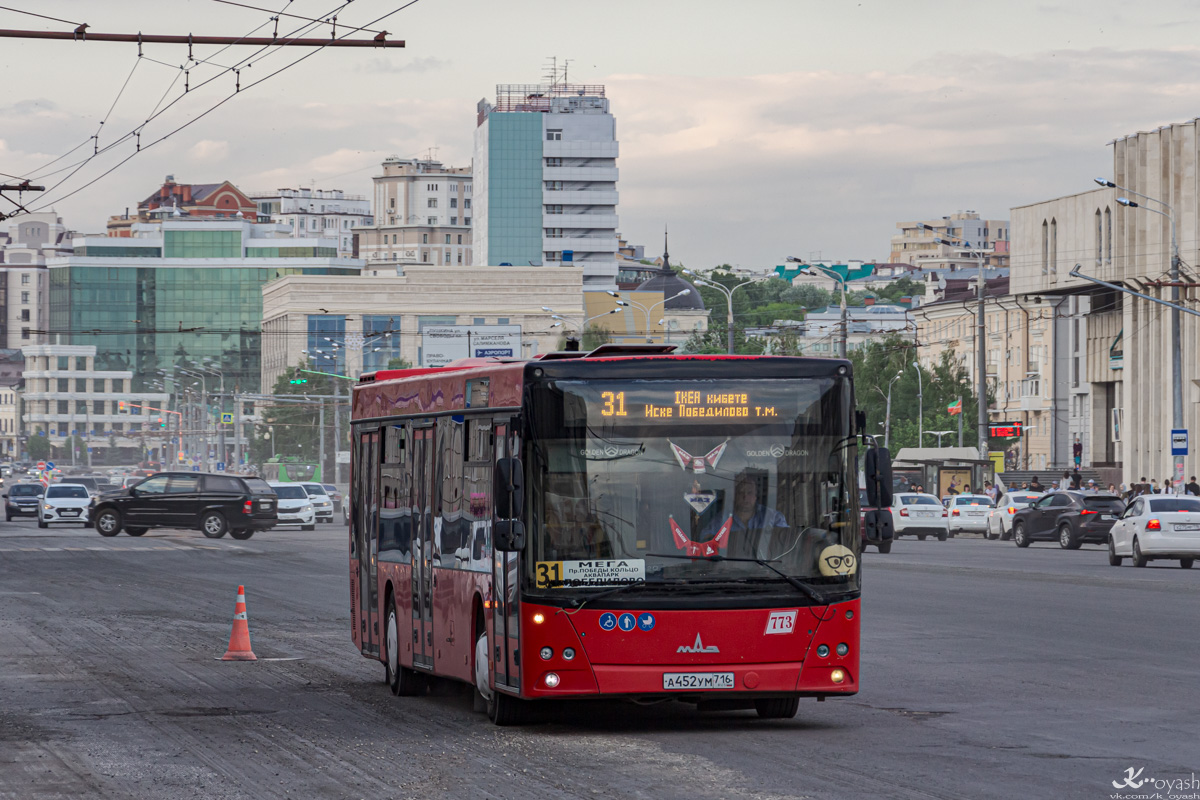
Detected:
left=46, top=461, right=55, bottom=468
left=86, top=448, right=93, bottom=453
left=1172, top=429, right=1189, bottom=456
left=617, top=613, right=636, bottom=632
left=192, top=465, right=200, bottom=472
left=216, top=462, right=226, bottom=472
left=637, top=612, right=656, bottom=632
left=598, top=612, right=617, bottom=631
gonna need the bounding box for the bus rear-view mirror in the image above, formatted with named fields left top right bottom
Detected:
left=493, top=457, right=524, bottom=519
left=864, top=446, right=893, bottom=508
left=494, top=520, right=525, bottom=552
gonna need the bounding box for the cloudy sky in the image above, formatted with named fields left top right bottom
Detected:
left=3, top=0, right=1200, bottom=267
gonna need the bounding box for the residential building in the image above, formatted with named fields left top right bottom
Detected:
left=474, top=82, right=620, bottom=287
left=107, top=176, right=258, bottom=236
left=49, top=218, right=362, bottom=395
left=20, top=343, right=169, bottom=464
left=259, top=266, right=584, bottom=387
left=910, top=280, right=1065, bottom=471
left=890, top=212, right=1010, bottom=269
left=0, top=349, right=22, bottom=458
left=1, top=211, right=78, bottom=350
left=353, top=157, right=472, bottom=267
left=250, top=188, right=372, bottom=258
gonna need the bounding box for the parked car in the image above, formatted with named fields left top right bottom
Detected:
left=859, top=487, right=893, bottom=553
left=62, top=476, right=102, bottom=498
left=322, top=484, right=343, bottom=513
left=38, top=483, right=92, bottom=528
left=268, top=482, right=316, bottom=530
left=890, top=492, right=949, bottom=541
left=1010, top=490, right=1125, bottom=549
left=90, top=472, right=278, bottom=539
left=948, top=494, right=995, bottom=536
left=985, top=491, right=1045, bottom=540
left=4, top=482, right=45, bottom=521
left=300, top=482, right=334, bottom=523
left=1108, top=495, right=1200, bottom=568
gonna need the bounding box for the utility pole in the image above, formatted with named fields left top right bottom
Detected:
left=977, top=265, right=988, bottom=463
left=318, top=402, right=326, bottom=484
left=233, top=392, right=242, bottom=471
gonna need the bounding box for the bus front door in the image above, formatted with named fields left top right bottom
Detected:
left=491, top=421, right=520, bottom=692
left=412, top=426, right=436, bottom=671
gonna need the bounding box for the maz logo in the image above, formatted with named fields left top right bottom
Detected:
left=677, top=634, right=720, bottom=654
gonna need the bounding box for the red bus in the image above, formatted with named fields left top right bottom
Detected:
left=348, top=345, right=886, bottom=724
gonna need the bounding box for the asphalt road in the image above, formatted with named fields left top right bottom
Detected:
left=1, top=520, right=1197, bottom=800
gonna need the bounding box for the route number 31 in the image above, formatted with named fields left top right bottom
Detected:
left=600, top=391, right=627, bottom=417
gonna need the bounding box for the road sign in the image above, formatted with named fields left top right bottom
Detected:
left=46, top=461, right=55, bottom=469
left=192, top=465, right=200, bottom=472
left=1172, top=429, right=1189, bottom=456
left=86, top=448, right=93, bottom=453
left=221, top=412, right=233, bottom=424
left=216, top=462, right=226, bottom=472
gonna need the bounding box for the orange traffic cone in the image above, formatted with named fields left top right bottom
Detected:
left=221, top=585, right=257, bottom=661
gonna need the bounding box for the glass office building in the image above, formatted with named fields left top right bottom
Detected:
left=49, top=221, right=361, bottom=394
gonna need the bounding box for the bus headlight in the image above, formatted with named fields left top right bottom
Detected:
left=816, top=644, right=830, bottom=658
left=544, top=672, right=560, bottom=688
left=836, top=643, right=849, bottom=656
left=562, top=648, right=576, bottom=660
left=539, top=647, right=553, bottom=660
left=831, top=669, right=846, bottom=684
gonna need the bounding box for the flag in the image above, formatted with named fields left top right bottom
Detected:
left=947, top=398, right=962, bottom=416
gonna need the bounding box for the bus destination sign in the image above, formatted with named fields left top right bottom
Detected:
left=598, top=389, right=779, bottom=422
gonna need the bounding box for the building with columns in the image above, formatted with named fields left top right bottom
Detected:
left=259, top=266, right=585, bottom=388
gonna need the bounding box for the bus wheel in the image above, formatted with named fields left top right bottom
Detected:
left=474, top=631, right=491, bottom=713
left=755, top=697, right=800, bottom=719
left=488, top=688, right=527, bottom=726
left=386, top=596, right=423, bottom=696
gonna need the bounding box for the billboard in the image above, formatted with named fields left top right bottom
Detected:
left=421, top=325, right=522, bottom=367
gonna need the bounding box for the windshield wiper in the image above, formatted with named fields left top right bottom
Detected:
left=568, top=582, right=646, bottom=610
left=647, top=553, right=828, bottom=605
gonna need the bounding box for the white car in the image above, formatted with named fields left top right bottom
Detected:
left=891, top=492, right=949, bottom=541
left=268, top=482, right=316, bottom=530
left=985, top=492, right=1045, bottom=540
left=38, top=483, right=92, bottom=528
left=1108, top=494, right=1200, bottom=568
left=300, top=482, right=334, bottom=523
left=948, top=494, right=995, bottom=535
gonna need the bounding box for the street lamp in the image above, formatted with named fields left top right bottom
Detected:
left=683, top=268, right=765, bottom=353
left=913, top=361, right=923, bottom=446
left=788, top=256, right=848, bottom=358
left=923, top=224, right=990, bottom=462
left=1114, top=189, right=1183, bottom=488
left=883, top=370, right=904, bottom=449
left=925, top=430, right=954, bottom=447
left=614, top=290, right=690, bottom=343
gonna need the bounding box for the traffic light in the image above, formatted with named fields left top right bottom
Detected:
left=118, top=400, right=127, bottom=413
left=158, top=417, right=166, bottom=428
left=289, top=377, right=308, bottom=384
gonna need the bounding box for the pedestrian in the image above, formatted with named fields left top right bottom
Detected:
left=1150, top=479, right=1160, bottom=494
left=1073, top=438, right=1083, bottom=469
left=962, top=484, right=972, bottom=495
left=1107, top=483, right=1117, bottom=495
left=984, top=480, right=998, bottom=501
left=1060, top=471, right=1072, bottom=491
left=1029, top=475, right=1043, bottom=492
left=1071, top=469, right=1082, bottom=490
left=1085, top=478, right=1096, bottom=493
left=1186, top=476, right=1200, bottom=496
left=1163, top=476, right=1175, bottom=496
left=1020, top=481, right=1030, bottom=490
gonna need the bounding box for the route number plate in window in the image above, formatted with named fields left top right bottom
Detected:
left=662, top=672, right=735, bottom=690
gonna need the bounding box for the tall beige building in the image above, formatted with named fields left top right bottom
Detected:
left=354, top=157, right=472, bottom=268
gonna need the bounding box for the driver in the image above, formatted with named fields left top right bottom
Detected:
left=708, top=472, right=788, bottom=558
left=545, top=495, right=613, bottom=560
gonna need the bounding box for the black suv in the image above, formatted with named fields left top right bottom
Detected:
left=91, top=472, right=278, bottom=540
left=4, top=482, right=45, bottom=520
left=1011, top=490, right=1126, bottom=549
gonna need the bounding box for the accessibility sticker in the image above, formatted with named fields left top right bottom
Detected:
left=617, top=613, right=636, bottom=632
left=599, top=612, right=618, bottom=631
left=637, top=612, right=656, bottom=631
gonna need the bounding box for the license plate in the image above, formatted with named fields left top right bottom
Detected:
left=1100, top=515, right=1114, bottom=521
left=917, top=512, right=936, bottom=518
left=261, top=501, right=273, bottom=510
left=61, top=509, right=80, bottom=516
left=1174, top=523, right=1200, bottom=531
left=663, top=672, right=735, bottom=690
left=966, top=511, right=984, bottom=516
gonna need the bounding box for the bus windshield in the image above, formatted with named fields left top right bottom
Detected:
left=525, top=376, right=858, bottom=597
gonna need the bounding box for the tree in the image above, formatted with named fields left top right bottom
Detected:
left=27, top=434, right=50, bottom=461
left=385, top=357, right=412, bottom=369
left=247, top=362, right=350, bottom=476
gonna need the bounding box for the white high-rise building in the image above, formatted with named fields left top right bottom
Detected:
left=474, top=82, right=620, bottom=288
left=250, top=188, right=372, bottom=258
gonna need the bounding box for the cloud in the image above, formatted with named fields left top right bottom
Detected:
left=355, top=56, right=451, bottom=75
left=188, top=139, right=229, bottom=163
